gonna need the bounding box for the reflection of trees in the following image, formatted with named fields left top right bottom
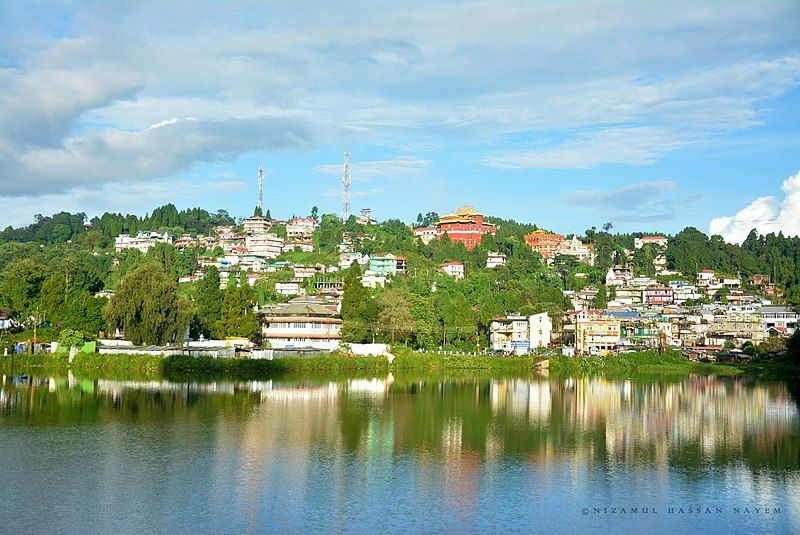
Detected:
left=2, top=370, right=798, bottom=474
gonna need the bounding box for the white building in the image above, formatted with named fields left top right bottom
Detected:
left=339, top=252, right=370, bottom=271
left=245, top=234, right=283, bottom=258
left=114, top=231, right=172, bottom=253
left=412, top=226, right=443, bottom=244
left=634, top=235, right=668, bottom=249
left=486, top=251, right=506, bottom=269
left=697, top=270, right=716, bottom=287
left=242, top=216, right=271, bottom=235
left=441, top=262, right=465, bottom=279
left=275, top=282, right=304, bottom=296
left=489, top=312, right=552, bottom=355
left=259, top=303, right=342, bottom=351
left=557, top=236, right=595, bottom=265
left=756, top=306, right=798, bottom=335
left=361, top=272, right=387, bottom=289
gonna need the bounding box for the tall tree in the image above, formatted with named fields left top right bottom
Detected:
left=194, top=266, right=224, bottom=337
left=103, top=262, right=190, bottom=345
left=377, top=288, right=415, bottom=343
left=215, top=284, right=259, bottom=340
left=340, top=264, right=377, bottom=343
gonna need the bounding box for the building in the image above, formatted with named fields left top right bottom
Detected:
left=528, top=312, right=553, bottom=349
left=339, top=252, right=370, bottom=271
left=756, top=306, right=798, bottom=335
left=412, top=226, right=443, bottom=245
left=441, top=262, right=465, bottom=279
left=356, top=208, right=377, bottom=225
left=557, top=236, right=596, bottom=265
left=0, top=308, right=15, bottom=330
left=114, top=231, right=172, bottom=253
left=285, top=217, right=318, bottom=252
left=490, top=315, right=531, bottom=355
left=574, top=310, right=621, bottom=355
left=259, top=302, right=342, bottom=350
left=642, top=286, right=674, bottom=306
left=361, top=272, right=387, bottom=289
left=242, top=216, right=271, bottom=235
left=524, top=230, right=564, bottom=258
left=490, top=313, right=553, bottom=355
left=486, top=251, right=506, bottom=269
left=605, top=267, right=632, bottom=287
left=369, top=254, right=399, bottom=277
left=275, top=282, right=304, bottom=296
left=697, top=269, right=716, bottom=287
left=244, top=234, right=284, bottom=258
left=434, top=206, right=497, bottom=250
left=634, top=235, right=668, bottom=249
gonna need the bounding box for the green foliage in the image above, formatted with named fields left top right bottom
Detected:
left=316, top=214, right=344, bottom=253
left=340, top=264, right=378, bottom=343
left=789, top=330, right=800, bottom=361
left=103, top=262, right=190, bottom=345
left=376, top=287, right=415, bottom=342
left=57, top=329, right=85, bottom=352
left=214, top=284, right=259, bottom=340
left=193, top=266, right=223, bottom=337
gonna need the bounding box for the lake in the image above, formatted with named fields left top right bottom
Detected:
left=1, top=368, right=798, bottom=534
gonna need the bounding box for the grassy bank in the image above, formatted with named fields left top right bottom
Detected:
left=0, top=349, right=748, bottom=379
left=548, top=350, right=742, bottom=376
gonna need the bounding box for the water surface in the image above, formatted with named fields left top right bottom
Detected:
left=1, top=369, right=798, bottom=533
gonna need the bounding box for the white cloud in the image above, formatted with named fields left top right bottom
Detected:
left=0, top=177, right=247, bottom=228
left=0, top=0, right=798, bottom=206
left=484, top=127, right=692, bottom=169
left=1, top=117, right=314, bottom=195
left=562, top=180, right=699, bottom=222
left=708, top=170, right=800, bottom=243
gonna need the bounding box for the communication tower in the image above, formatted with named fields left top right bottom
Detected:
left=342, top=152, right=351, bottom=221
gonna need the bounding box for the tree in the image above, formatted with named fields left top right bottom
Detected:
left=57, top=329, right=84, bottom=352
left=377, top=288, right=415, bottom=343
left=340, top=264, right=377, bottom=343
left=254, top=205, right=263, bottom=217
left=194, top=266, right=223, bottom=337
left=592, top=286, right=608, bottom=309
left=311, top=206, right=319, bottom=220
left=214, top=284, right=259, bottom=340
left=788, top=329, right=800, bottom=361
left=103, top=262, right=190, bottom=345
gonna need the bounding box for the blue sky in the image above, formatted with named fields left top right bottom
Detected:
left=0, top=1, right=798, bottom=242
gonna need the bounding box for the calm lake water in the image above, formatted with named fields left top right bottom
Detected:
left=1, top=368, right=799, bottom=534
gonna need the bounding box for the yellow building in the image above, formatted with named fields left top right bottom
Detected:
left=575, top=311, right=621, bottom=355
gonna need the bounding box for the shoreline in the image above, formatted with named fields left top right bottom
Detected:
left=1, top=350, right=780, bottom=379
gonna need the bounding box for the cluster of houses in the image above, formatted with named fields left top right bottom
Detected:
left=105, top=213, right=798, bottom=360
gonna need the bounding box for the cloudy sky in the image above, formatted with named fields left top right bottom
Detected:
left=1, top=0, right=799, bottom=242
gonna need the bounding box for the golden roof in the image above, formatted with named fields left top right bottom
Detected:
left=437, top=206, right=495, bottom=226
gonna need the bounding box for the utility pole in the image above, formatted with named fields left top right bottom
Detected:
left=258, top=165, right=264, bottom=216
left=341, top=151, right=351, bottom=222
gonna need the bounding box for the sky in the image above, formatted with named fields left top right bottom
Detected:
left=0, top=0, right=799, bottom=243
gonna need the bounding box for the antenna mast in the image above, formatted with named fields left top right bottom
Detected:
left=341, top=151, right=351, bottom=221
left=258, top=165, right=264, bottom=215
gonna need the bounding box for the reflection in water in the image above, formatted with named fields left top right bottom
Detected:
left=2, top=372, right=798, bottom=470
left=1, top=370, right=799, bottom=533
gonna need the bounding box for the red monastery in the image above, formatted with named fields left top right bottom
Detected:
left=413, top=206, right=496, bottom=250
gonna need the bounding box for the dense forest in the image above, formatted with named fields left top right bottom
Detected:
left=0, top=205, right=798, bottom=351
